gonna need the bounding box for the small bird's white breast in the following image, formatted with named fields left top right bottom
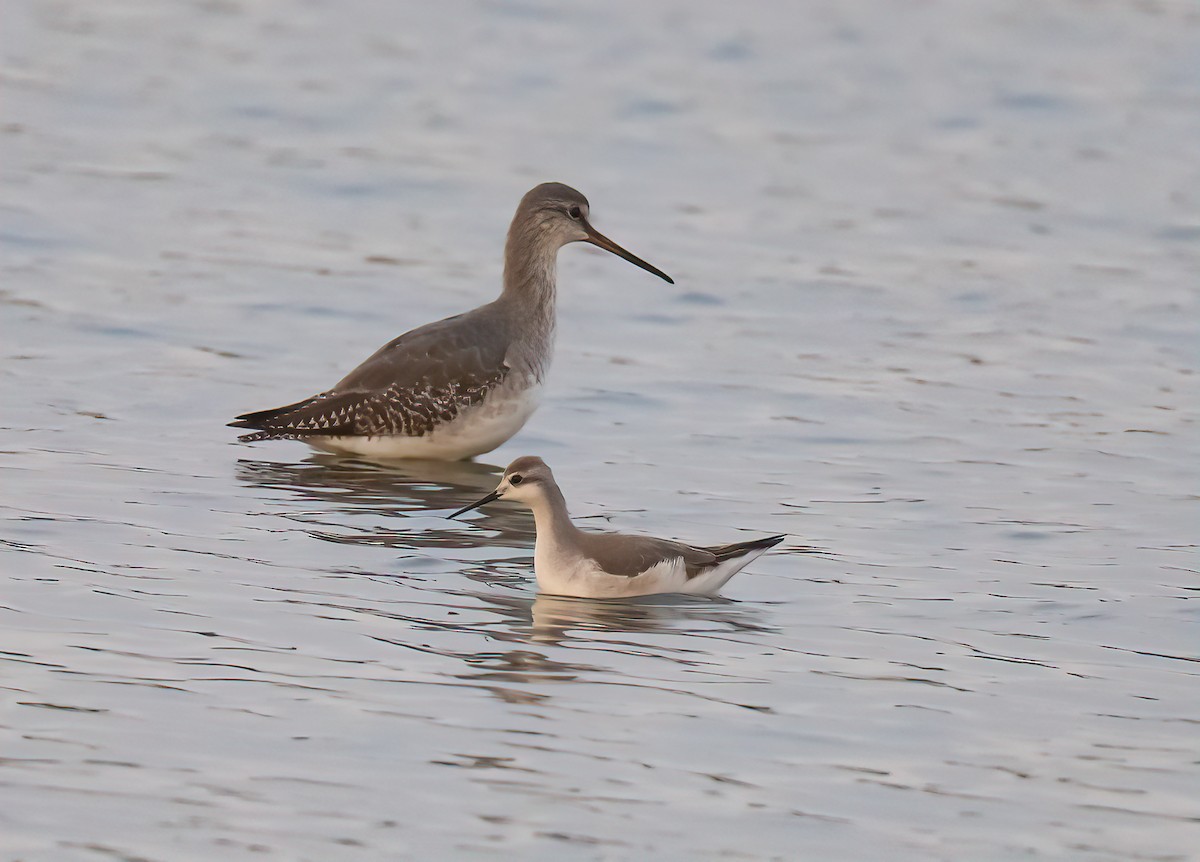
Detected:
left=532, top=542, right=689, bottom=599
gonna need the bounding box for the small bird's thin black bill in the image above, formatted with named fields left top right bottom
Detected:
left=582, top=219, right=674, bottom=284
left=448, top=490, right=501, bottom=519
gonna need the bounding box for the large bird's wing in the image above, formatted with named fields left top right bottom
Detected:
left=230, top=306, right=512, bottom=440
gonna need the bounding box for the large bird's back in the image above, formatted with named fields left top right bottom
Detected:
left=230, top=301, right=517, bottom=440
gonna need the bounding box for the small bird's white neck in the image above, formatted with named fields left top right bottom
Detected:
left=527, top=484, right=575, bottom=540
left=528, top=484, right=582, bottom=586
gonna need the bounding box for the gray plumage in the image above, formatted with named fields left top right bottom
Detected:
left=571, top=531, right=786, bottom=581
left=449, top=456, right=786, bottom=598
left=231, top=183, right=672, bottom=459
left=231, top=304, right=516, bottom=440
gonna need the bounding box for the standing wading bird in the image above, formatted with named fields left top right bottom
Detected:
left=449, top=456, right=786, bottom=598
left=230, top=183, right=673, bottom=459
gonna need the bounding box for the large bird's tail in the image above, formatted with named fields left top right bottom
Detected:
left=229, top=383, right=381, bottom=442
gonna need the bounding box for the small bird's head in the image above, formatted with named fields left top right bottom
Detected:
left=511, top=182, right=673, bottom=284
left=494, top=455, right=556, bottom=505
left=448, top=455, right=556, bottom=518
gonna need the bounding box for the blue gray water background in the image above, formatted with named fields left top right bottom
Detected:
left=2, top=1, right=1197, bottom=859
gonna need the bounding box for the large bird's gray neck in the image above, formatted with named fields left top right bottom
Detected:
left=500, top=212, right=561, bottom=309
left=497, top=229, right=561, bottom=378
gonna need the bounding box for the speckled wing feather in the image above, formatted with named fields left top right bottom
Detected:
left=230, top=306, right=513, bottom=441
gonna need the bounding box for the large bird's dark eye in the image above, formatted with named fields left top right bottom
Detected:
left=567, top=206, right=582, bottom=220
left=509, top=474, right=524, bottom=485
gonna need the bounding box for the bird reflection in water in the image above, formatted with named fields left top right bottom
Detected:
left=371, top=589, right=778, bottom=710
left=235, top=454, right=535, bottom=549
left=525, top=592, right=774, bottom=646
left=403, top=588, right=772, bottom=655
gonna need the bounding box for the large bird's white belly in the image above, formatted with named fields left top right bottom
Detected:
left=310, top=382, right=540, bottom=461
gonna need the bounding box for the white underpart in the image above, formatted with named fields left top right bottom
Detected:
left=309, top=381, right=540, bottom=461
left=533, top=541, right=770, bottom=599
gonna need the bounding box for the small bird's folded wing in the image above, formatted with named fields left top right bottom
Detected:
left=576, top=533, right=718, bottom=579
left=230, top=309, right=512, bottom=440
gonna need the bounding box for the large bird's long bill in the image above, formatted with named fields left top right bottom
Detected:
left=582, top=219, right=674, bottom=284
left=448, top=490, right=501, bottom=519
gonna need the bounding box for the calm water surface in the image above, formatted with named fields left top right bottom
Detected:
left=2, top=1, right=1197, bottom=860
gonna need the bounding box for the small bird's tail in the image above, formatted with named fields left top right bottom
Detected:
left=683, top=535, right=787, bottom=596
left=708, top=534, right=786, bottom=561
